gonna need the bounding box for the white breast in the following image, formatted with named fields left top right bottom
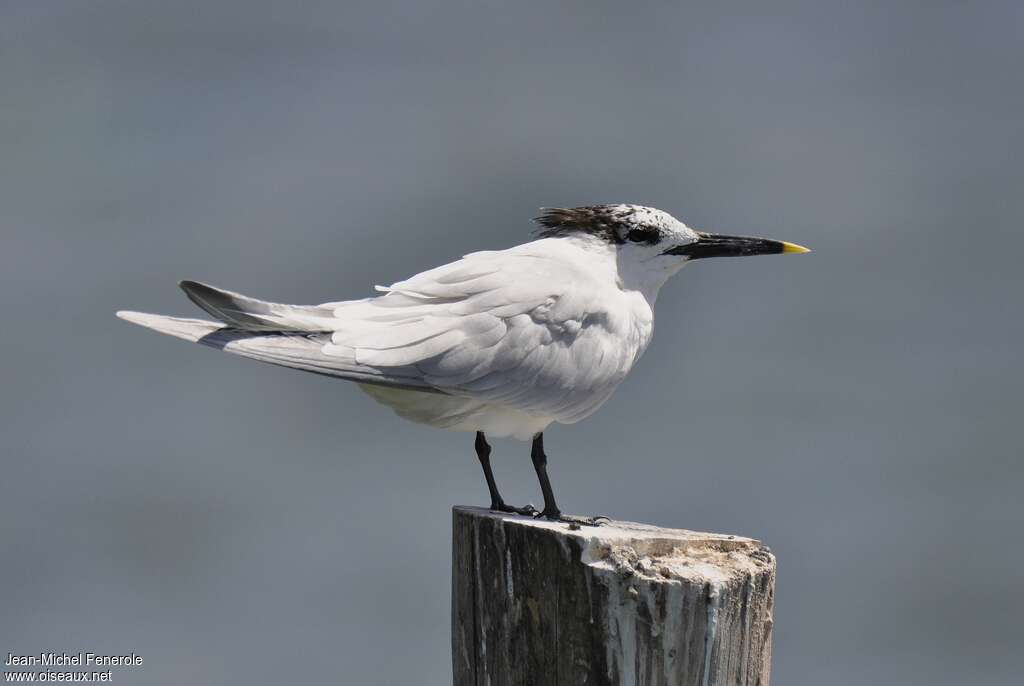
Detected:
left=358, top=384, right=555, bottom=440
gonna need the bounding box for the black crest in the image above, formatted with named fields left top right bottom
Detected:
left=533, top=205, right=633, bottom=244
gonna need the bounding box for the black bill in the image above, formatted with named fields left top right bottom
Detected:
left=664, top=232, right=810, bottom=259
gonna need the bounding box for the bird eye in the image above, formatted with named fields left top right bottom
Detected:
left=626, top=228, right=659, bottom=244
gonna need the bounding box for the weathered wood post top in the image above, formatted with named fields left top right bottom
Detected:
left=452, top=506, right=776, bottom=686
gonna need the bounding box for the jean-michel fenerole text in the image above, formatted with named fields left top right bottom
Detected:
left=5, top=653, right=142, bottom=667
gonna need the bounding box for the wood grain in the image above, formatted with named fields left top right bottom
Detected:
left=452, top=506, right=775, bottom=686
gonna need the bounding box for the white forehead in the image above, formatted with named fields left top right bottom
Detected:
left=613, top=204, right=692, bottom=234
left=613, top=205, right=675, bottom=227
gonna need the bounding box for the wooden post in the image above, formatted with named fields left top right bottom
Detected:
left=452, top=506, right=776, bottom=686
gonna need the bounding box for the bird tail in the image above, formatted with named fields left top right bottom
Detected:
left=114, top=311, right=350, bottom=377
left=116, top=280, right=345, bottom=377
left=115, top=311, right=224, bottom=343
left=177, top=280, right=337, bottom=332
left=115, top=311, right=440, bottom=393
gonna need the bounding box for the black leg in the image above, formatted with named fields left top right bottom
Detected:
left=475, top=432, right=503, bottom=510
left=530, top=432, right=562, bottom=520
left=475, top=432, right=536, bottom=516
left=530, top=433, right=608, bottom=527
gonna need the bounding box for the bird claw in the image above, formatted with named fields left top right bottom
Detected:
left=491, top=502, right=538, bottom=516
left=534, top=510, right=609, bottom=528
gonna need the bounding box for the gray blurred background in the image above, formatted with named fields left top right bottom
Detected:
left=3, top=1, right=1022, bottom=684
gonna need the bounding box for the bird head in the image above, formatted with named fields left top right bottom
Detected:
left=534, top=204, right=809, bottom=269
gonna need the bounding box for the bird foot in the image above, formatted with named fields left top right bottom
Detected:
left=490, top=501, right=538, bottom=516
left=534, top=510, right=610, bottom=528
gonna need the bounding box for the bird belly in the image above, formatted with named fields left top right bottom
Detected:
left=357, top=384, right=553, bottom=440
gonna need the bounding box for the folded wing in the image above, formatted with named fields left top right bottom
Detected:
left=322, top=246, right=638, bottom=422
left=120, top=242, right=642, bottom=423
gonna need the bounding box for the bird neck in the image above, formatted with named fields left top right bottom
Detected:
left=617, top=253, right=685, bottom=305
left=560, top=235, right=683, bottom=305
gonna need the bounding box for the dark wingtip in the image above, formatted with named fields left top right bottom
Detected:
left=178, top=280, right=219, bottom=301
left=178, top=280, right=223, bottom=315
left=178, top=279, right=204, bottom=293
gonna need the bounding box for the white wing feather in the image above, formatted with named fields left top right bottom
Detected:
left=322, top=241, right=652, bottom=423
left=119, top=238, right=655, bottom=432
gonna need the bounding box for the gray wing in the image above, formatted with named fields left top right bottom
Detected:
left=179, top=280, right=338, bottom=332
left=321, top=245, right=640, bottom=422
left=119, top=242, right=641, bottom=421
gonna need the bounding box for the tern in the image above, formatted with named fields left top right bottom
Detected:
left=118, top=204, right=808, bottom=521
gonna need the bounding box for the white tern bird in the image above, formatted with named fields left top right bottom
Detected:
left=118, top=204, right=808, bottom=521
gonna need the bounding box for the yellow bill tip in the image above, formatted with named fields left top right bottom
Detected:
left=780, top=241, right=811, bottom=254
